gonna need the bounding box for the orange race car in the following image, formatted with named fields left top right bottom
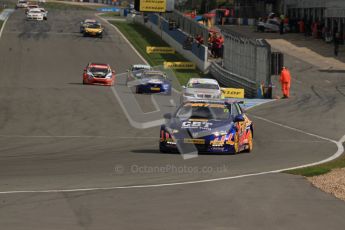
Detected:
left=82, top=63, right=115, bottom=86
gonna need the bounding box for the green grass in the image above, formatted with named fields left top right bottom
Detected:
left=43, top=2, right=94, bottom=11
left=111, top=21, right=203, bottom=85
left=0, top=20, right=3, bottom=31
left=286, top=155, right=345, bottom=177
left=100, top=12, right=121, bottom=18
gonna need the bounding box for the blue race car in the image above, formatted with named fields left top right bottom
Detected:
left=159, top=100, right=254, bottom=154
left=134, top=70, right=172, bottom=95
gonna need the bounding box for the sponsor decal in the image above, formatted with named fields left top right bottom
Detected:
left=184, top=139, right=205, bottom=144
left=221, top=88, right=245, bottom=99
left=182, top=121, right=213, bottom=129
left=140, top=0, right=166, bottom=12
left=164, top=62, right=196, bottom=69
left=146, top=46, right=175, bottom=54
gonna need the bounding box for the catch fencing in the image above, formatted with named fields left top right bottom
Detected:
left=210, top=29, right=272, bottom=97
left=162, top=11, right=209, bottom=47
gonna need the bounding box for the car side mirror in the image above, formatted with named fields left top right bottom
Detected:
left=164, top=113, right=173, bottom=120
left=234, top=114, right=245, bottom=123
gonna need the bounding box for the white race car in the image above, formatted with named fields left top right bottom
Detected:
left=181, top=78, right=222, bottom=103
left=16, top=0, right=28, bottom=8
left=26, top=8, right=46, bottom=20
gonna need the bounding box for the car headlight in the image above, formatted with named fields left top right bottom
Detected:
left=105, top=73, right=112, bottom=79
left=162, top=84, right=169, bottom=89
left=213, top=131, right=227, bottom=137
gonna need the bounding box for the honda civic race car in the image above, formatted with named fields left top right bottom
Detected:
left=82, top=63, right=115, bottom=86
left=181, top=78, right=222, bottom=103
left=134, top=70, right=172, bottom=95
left=80, top=19, right=97, bottom=33
left=159, top=100, right=253, bottom=154
left=83, top=23, right=104, bottom=38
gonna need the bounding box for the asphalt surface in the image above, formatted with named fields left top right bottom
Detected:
left=0, top=6, right=345, bottom=230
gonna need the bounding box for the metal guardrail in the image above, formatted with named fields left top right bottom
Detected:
left=210, top=28, right=271, bottom=97
left=210, top=61, right=257, bottom=98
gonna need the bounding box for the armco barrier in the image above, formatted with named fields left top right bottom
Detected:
left=210, top=61, right=257, bottom=98
left=130, top=14, right=209, bottom=71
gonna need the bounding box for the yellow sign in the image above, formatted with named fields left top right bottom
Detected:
left=221, top=88, right=245, bottom=99
left=164, top=62, right=196, bottom=69
left=146, top=46, right=175, bottom=54
left=140, top=0, right=166, bottom=12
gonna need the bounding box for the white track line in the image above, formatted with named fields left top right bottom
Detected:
left=0, top=16, right=9, bottom=39
left=0, top=118, right=344, bottom=194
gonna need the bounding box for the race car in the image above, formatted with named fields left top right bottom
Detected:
left=82, top=63, right=115, bottom=86
left=83, top=23, right=104, bottom=38
left=159, top=100, right=253, bottom=154
left=80, top=19, right=97, bottom=33
left=127, top=64, right=151, bottom=82
left=134, top=70, right=171, bottom=95
left=26, top=8, right=45, bottom=20
left=16, top=0, right=28, bottom=8
left=25, top=4, right=39, bottom=14
left=181, top=78, right=222, bottom=103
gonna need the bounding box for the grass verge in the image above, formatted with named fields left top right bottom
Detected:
left=110, top=21, right=203, bottom=85
left=286, top=154, right=345, bottom=177
left=100, top=12, right=121, bottom=18
left=0, top=20, right=3, bottom=31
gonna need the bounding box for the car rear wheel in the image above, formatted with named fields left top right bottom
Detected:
left=159, top=142, right=170, bottom=153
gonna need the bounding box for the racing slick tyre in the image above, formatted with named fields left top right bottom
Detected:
left=159, top=142, right=171, bottom=153
left=244, top=130, right=253, bottom=153
left=136, top=86, right=141, bottom=94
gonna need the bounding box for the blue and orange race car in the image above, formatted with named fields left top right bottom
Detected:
left=159, top=100, right=253, bottom=154
left=133, top=70, right=172, bottom=95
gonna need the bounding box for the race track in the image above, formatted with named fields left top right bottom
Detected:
left=1, top=7, right=345, bottom=230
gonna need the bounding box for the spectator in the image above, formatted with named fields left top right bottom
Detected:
left=195, top=34, right=204, bottom=46
left=279, top=19, right=284, bottom=35
left=298, top=19, right=305, bottom=33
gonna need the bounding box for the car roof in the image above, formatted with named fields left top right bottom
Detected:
left=183, top=99, right=244, bottom=105
left=84, top=19, right=97, bottom=23
left=188, top=78, right=219, bottom=85
left=132, top=64, right=151, bottom=69
left=142, top=70, right=165, bottom=76
left=89, top=63, right=109, bottom=69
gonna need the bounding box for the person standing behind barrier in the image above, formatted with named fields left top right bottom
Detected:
left=280, top=67, right=291, bottom=99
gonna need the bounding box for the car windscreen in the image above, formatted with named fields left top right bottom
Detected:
left=89, top=67, right=108, bottom=74
left=142, top=75, right=165, bottom=80
left=88, top=24, right=101, bottom=29
left=29, top=9, right=41, bottom=13
left=187, top=82, right=219, bottom=90
left=176, top=103, right=231, bottom=120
